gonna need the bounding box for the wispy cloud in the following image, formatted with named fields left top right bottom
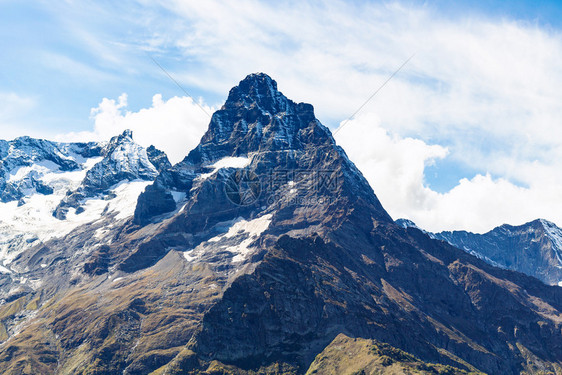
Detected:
left=9, top=0, right=562, bottom=231
left=39, top=52, right=117, bottom=83
left=0, top=92, right=34, bottom=119
left=58, top=93, right=213, bottom=164
left=111, top=0, right=562, bottom=231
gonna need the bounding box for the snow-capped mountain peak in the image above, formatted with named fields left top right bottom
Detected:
left=104, top=129, right=157, bottom=176
left=53, top=130, right=169, bottom=219
left=1, top=74, right=562, bottom=375
left=0, top=130, right=169, bottom=265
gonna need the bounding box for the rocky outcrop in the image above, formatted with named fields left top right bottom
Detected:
left=146, top=145, right=172, bottom=172
left=134, top=73, right=390, bottom=226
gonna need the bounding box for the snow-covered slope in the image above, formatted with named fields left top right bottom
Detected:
left=0, top=137, right=102, bottom=203
left=0, top=131, right=168, bottom=267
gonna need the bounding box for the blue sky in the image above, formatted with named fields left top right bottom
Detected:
left=427, top=0, right=562, bottom=26
left=3, top=0, right=560, bottom=135
left=2, top=0, right=562, bottom=232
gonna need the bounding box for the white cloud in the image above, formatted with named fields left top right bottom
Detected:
left=334, top=113, right=448, bottom=218
left=139, top=1, right=562, bottom=199
left=29, top=1, right=562, bottom=232
left=424, top=174, right=562, bottom=233
left=58, top=93, right=212, bottom=164
left=336, top=114, right=562, bottom=233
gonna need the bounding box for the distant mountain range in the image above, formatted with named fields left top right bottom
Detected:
left=0, top=73, right=560, bottom=374
left=397, top=218, right=562, bottom=286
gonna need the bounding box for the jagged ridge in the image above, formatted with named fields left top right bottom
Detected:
left=399, top=218, right=562, bottom=286
left=54, top=130, right=170, bottom=219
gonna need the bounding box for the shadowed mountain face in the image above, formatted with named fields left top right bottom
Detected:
left=398, top=218, right=562, bottom=286
left=134, top=73, right=391, bottom=228
left=0, top=74, right=561, bottom=375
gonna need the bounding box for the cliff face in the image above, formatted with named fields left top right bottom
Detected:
left=0, top=74, right=561, bottom=375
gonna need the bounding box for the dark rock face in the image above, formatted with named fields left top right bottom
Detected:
left=134, top=73, right=390, bottom=226
left=133, top=185, right=177, bottom=225
left=399, top=218, right=562, bottom=286
left=83, top=245, right=111, bottom=276
left=190, top=228, right=562, bottom=374
left=146, top=145, right=172, bottom=172
left=1, top=73, right=562, bottom=375
left=129, top=73, right=562, bottom=374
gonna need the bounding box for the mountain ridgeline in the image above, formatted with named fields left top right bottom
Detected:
left=0, top=73, right=560, bottom=374
left=397, top=218, right=562, bottom=286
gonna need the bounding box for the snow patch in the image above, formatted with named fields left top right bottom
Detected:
left=182, top=214, right=272, bottom=264
left=220, top=214, right=272, bottom=262
left=196, top=156, right=251, bottom=181
left=212, top=157, right=251, bottom=170
left=40, top=157, right=103, bottom=194
left=8, top=160, right=60, bottom=182
left=223, top=214, right=272, bottom=239
left=111, top=180, right=152, bottom=220
left=82, top=156, right=104, bottom=170
left=0, top=176, right=150, bottom=263
left=64, top=180, right=150, bottom=223
left=183, top=250, right=197, bottom=262
left=170, top=191, right=186, bottom=203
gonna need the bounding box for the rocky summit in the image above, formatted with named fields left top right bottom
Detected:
left=0, top=73, right=560, bottom=374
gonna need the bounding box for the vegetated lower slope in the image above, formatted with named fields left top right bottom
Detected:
left=305, top=333, right=483, bottom=375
